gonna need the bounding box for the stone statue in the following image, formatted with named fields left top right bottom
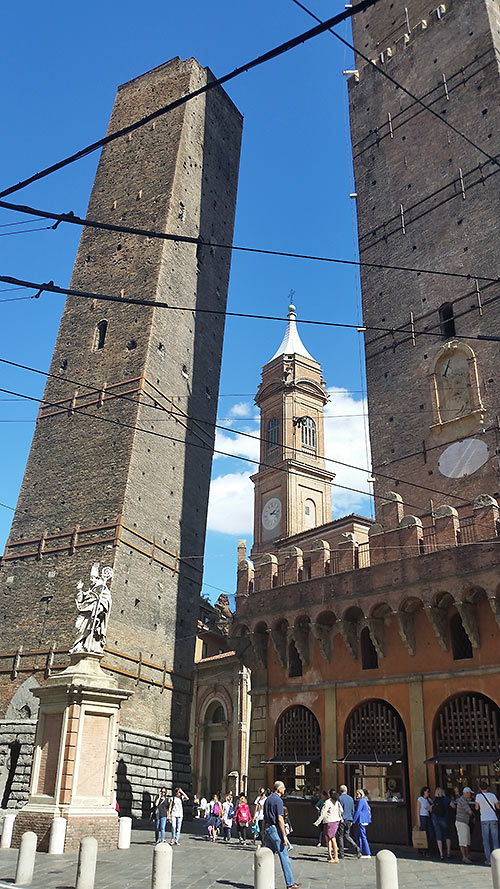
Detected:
left=70, top=562, right=113, bottom=654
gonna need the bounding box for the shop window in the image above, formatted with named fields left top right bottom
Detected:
left=439, top=303, right=455, bottom=339
left=301, top=417, right=317, bottom=450
left=450, top=612, right=473, bottom=660
left=361, top=627, right=378, bottom=670
left=288, top=640, right=302, bottom=677
left=344, top=699, right=407, bottom=804
left=266, top=417, right=279, bottom=451
left=274, top=705, right=321, bottom=796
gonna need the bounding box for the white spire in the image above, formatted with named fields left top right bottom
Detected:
left=269, top=304, right=314, bottom=362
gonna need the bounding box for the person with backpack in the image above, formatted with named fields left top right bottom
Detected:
left=234, top=794, right=252, bottom=844
left=206, top=793, right=222, bottom=842
left=431, top=787, right=451, bottom=859
left=475, top=780, right=500, bottom=865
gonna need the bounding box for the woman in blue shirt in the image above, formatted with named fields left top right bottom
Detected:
left=353, top=790, right=371, bottom=857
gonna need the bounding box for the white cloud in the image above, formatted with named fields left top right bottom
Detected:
left=229, top=401, right=253, bottom=418
left=207, top=386, right=373, bottom=535
left=206, top=472, right=254, bottom=534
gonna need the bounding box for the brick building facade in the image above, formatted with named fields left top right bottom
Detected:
left=233, top=0, right=500, bottom=844
left=0, top=56, right=242, bottom=816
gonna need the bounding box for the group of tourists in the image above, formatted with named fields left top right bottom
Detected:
left=417, top=780, right=500, bottom=865
left=314, top=785, right=371, bottom=863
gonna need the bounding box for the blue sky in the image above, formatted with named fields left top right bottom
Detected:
left=0, top=0, right=372, bottom=605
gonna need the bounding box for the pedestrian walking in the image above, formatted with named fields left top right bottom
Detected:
left=283, top=806, right=293, bottom=850
left=167, top=786, right=189, bottom=845
left=314, top=791, right=328, bottom=847
left=263, top=781, right=301, bottom=889
left=234, top=794, right=252, bottom=844
left=153, top=787, right=169, bottom=844
left=206, top=793, right=222, bottom=842
left=222, top=793, right=235, bottom=842
left=416, top=786, right=434, bottom=854
left=475, top=779, right=500, bottom=865
left=353, top=789, right=371, bottom=857
left=314, top=788, right=342, bottom=863
left=337, top=784, right=362, bottom=859
left=455, top=786, right=474, bottom=863
left=253, top=787, right=267, bottom=842
left=431, top=787, right=451, bottom=859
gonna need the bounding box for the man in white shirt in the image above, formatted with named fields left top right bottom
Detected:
left=475, top=780, right=500, bottom=865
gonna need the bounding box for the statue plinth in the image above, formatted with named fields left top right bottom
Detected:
left=12, top=653, right=132, bottom=852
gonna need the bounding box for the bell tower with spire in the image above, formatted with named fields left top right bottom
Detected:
left=250, top=305, right=334, bottom=554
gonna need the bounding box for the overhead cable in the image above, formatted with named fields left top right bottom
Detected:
left=2, top=272, right=500, bottom=343
left=0, top=0, right=380, bottom=200
left=0, top=198, right=497, bottom=284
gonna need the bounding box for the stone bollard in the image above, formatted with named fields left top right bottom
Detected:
left=254, top=846, right=275, bottom=889
left=14, top=831, right=37, bottom=886
left=48, top=817, right=67, bottom=854
left=151, top=841, right=172, bottom=889
left=376, top=849, right=398, bottom=889
left=118, top=817, right=132, bottom=850
left=492, top=848, right=500, bottom=889
left=75, top=837, right=98, bottom=889
left=0, top=812, right=17, bottom=849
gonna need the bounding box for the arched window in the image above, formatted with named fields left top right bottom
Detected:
left=301, top=417, right=316, bottom=450
left=93, top=320, right=108, bottom=351
left=360, top=627, right=378, bottom=670
left=432, top=693, right=500, bottom=795
left=288, top=640, right=302, bottom=677
left=304, top=499, right=316, bottom=529
left=274, top=705, right=321, bottom=796
left=439, top=303, right=455, bottom=339
left=266, top=417, right=279, bottom=451
left=211, top=704, right=225, bottom=724
left=450, top=613, right=473, bottom=660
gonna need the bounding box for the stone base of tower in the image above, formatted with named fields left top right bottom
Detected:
left=11, top=810, right=119, bottom=852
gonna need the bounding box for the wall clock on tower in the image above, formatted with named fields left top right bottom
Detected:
left=262, top=497, right=282, bottom=530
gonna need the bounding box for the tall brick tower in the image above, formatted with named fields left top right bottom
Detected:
left=349, top=0, right=500, bottom=517
left=0, top=57, right=242, bottom=812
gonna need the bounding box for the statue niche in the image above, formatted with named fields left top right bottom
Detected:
left=430, top=341, right=485, bottom=443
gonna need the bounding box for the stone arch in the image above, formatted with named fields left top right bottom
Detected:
left=425, top=591, right=454, bottom=651
left=270, top=618, right=288, bottom=668
left=429, top=339, right=485, bottom=443
left=312, top=610, right=337, bottom=662
left=291, top=615, right=313, bottom=667
left=341, top=606, right=364, bottom=660
left=202, top=694, right=230, bottom=725
left=431, top=692, right=500, bottom=787
left=366, top=602, right=392, bottom=659
left=396, top=597, right=423, bottom=656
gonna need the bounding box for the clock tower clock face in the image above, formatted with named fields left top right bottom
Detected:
left=262, top=497, right=282, bottom=531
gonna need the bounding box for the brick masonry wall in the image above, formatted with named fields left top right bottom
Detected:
left=0, top=56, right=243, bottom=754
left=349, top=0, right=500, bottom=515
left=0, top=720, right=36, bottom=809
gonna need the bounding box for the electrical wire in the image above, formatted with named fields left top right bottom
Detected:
left=290, top=0, right=500, bottom=169
left=0, top=0, right=380, bottom=201
left=0, top=198, right=497, bottom=285
left=2, top=272, right=500, bottom=343
left=0, top=353, right=488, bottom=511
left=0, top=225, right=53, bottom=237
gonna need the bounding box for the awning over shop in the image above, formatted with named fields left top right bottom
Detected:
left=425, top=752, right=500, bottom=765
left=332, top=752, right=402, bottom=766
left=260, top=756, right=318, bottom=766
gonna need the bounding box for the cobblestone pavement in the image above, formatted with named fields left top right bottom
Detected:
left=0, top=821, right=495, bottom=889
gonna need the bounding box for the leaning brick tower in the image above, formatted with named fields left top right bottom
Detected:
left=349, top=0, right=500, bottom=517
left=0, top=57, right=242, bottom=813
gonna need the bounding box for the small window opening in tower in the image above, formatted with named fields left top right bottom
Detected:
left=439, top=303, right=455, bottom=339
left=301, top=416, right=317, bottom=451
left=266, top=417, right=279, bottom=452
left=93, top=320, right=108, bottom=351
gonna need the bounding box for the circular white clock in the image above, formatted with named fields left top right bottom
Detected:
left=262, top=497, right=282, bottom=530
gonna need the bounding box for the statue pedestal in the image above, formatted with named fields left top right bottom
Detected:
left=12, top=653, right=132, bottom=851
